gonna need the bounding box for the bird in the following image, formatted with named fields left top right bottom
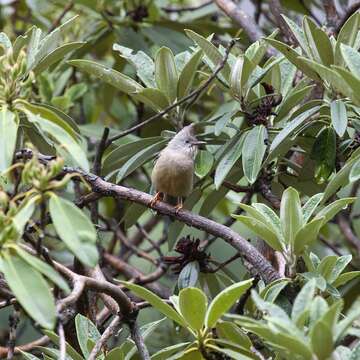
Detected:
left=150, top=123, right=205, bottom=212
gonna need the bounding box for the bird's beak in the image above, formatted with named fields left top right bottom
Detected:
left=190, top=140, right=206, bottom=146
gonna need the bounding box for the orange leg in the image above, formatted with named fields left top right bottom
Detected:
left=174, top=197, right=183, bottom=214
left=149, top=192, right=163, bottom=207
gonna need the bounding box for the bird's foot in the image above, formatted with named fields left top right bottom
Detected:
left=174, top=204, right=183, bottom=214
left=149, top=192, right=162, bottom=208
left=174, top=198, right=184, bottom=214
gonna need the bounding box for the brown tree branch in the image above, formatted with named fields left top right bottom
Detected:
left=128, top=320, right=150, bottom=360
left=323, top=0, right=339, bottom=33
left=88, top=316, right=121, bottom=360
left=268, top=0, right=294, bottom=42
left=337, top=213, right=360, bottom=256
left=214, top=0, right=263, bottom=43
left=65, top=170, right=281, bottom=284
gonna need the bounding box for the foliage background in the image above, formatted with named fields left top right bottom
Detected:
left=1, top=0, right=360, bottom=359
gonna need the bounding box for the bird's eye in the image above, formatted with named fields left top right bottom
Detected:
left=185, top=140, right=189, bottom=144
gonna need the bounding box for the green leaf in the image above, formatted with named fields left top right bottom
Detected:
left=105, top=348, right=125, bottom=360
left=42, top=330, right=83, bottom=360
left=281, top=15, right=309, bottom=55
left=185, top=29, right=231, bottom=80
left=291, top=279, right=316, bottom=325
left=311, top=127, right=336, bottom=184
left=265, top=38, right=320, bottom=81
left=195, top=150, right=213, bottom=178
left=214, top=133, right=245, bottom=189
left=333, top=66, right=360, bottom=106
left=0, top=32, right=12, bottom=51
left=327, top=255, right=352, bottom=284
left=233, top=215, right=283, bottom=251
left=206, top=345, right=253, bottom=360
left=75, top=314, right=101, bottom=359
left=17, top=100, right=80, bottom=139
left=11, top=245, right=70, bottom=294
left=275, top=85, right=314, bottom=122
left=335, top=12, right=360, bottom=65
left=280, top=187, right=303, bottom=245
left=0, top=107, right=18, bottom=172
left=332, top=271, right=360, bottom=287
left=310, top=321, right=333, bottom=360
left=178, top=49, right=203, bottom=98
left=336, top=298, right=360, bottom=341
left=294, top=217, right=324, bottom=254
left=33, top=42, right=84, bottom=75
left=269, top=107, right=319, bottom=156
left=12, top=195, right=39, bottom=237
left=68, top=59, right=143, bottom=94
left=205, top=279, right=253, bottom=328
left=331, top=99, right=348, bottom=137
left=261, top=278, right=290, bottom=303
left=239, top=203, right=281, bottom=238
left=302, top=193, right=323, bottom=223
left=321, top=300, right=343, bottom=331
left=151, top=342, right=191, bottom=360
left=155, top=47, right=178, bottom=103
left=300, top=57, right=350, bottom=96
left=103, top=136, right=163, bottom=176
left=242, top=125, right=267, bottom=184
left=303, top=16, right=333, bottom=66
left=351, top=342, right=360, bottom=360
left=49, top=194, right=98, bottom=267
left=179, top=287, right=207, bottom=331
left=309, top=296, right=329, bottom=328
left=350, top=157, right=360, bottom=182
left=317, top=256, right=338, bottom=281
left=216, top=321, right=252, bottom=349
left=113, top=43, right=156, bottom=88
left=19, top=351, right=41, bottom=360
left=116, top=140, right=167, bottom=182
left=341, top=43, right=360, bottom=78
left=252, top=203, right=282, bottom=239
left=230, top=55, right=254, bottom=100
left=1, top=250, right=56, bottom=329
left=322, top=150, right=360, bottom=202
left=178, top=261, right=200, bottom=290
left=119, top=281, right=187, bottom=327
left=24, top=111, right=89, bottom=171
left=315, top=197, right=355, bottom=225
left=134, top=88, right=170, bottom=111
left=28, top=16, right=78, bottom=71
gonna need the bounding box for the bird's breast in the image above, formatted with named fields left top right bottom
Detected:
left=152, top=150, right=194, bottom=197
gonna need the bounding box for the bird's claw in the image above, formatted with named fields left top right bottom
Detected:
left=174, top=204, right=183, bottom=214
left=149, top=192, right=162, bottom=208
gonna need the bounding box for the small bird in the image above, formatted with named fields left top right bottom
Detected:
left=150, top=124, right=205, bottom=211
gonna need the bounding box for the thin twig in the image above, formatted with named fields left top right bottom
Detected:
left=128, top=320, right=151, bottom=360
left=268, top=0, right=294, bottom=43
left=88, top=316, right=122, bottom=360
left=58, top=321, right=66, bottom=360
left=6, top=306, right=20, bottom=360
left=47, top=2, right=74, bottom=33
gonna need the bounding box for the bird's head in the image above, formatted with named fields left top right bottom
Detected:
left=167, top=124, right=206, bottom=158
